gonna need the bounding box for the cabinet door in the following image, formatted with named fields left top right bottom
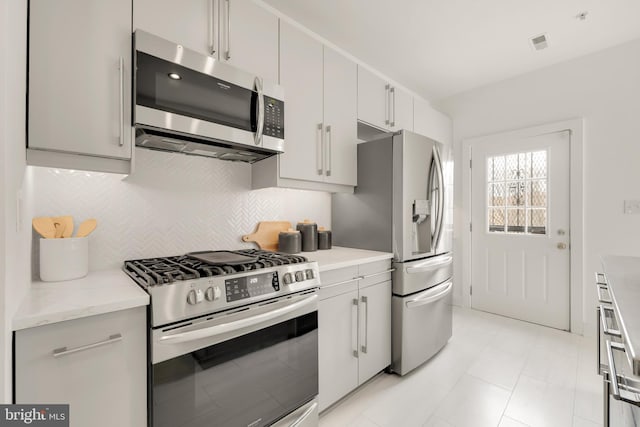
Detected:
left=357, top=66, right=389, bottom=130
left=318, top=290, right=359, bottom=412
left=358, top=280, right=392, bottom=384
left=279, top=21, right=324, bottom=182
left=413, top=97, right=452, bottom=144
left=29, top=0, right=132, bottom=159
left=323, top=47, right=357, bottom=186
left=133, top=0, right=212, bottom=56
left=15, top=308, right=147, bottom=427
left=390, top=87, right=413, bottom=132
left=221, top=0, right=279, bottom=82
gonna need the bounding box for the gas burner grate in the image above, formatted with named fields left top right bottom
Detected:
left=123, top=249, right=309, bottom=287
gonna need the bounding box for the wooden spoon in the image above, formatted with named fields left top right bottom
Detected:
left=32, top=217, right=57, bottom=239
left=76, top=219, right=97, bottom=237
left=53, top=220, right=65, bottom=238
left=52, top=216, right=74, bottom=238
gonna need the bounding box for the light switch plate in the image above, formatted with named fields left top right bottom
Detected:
left=624, top=200, right=640, bottom=214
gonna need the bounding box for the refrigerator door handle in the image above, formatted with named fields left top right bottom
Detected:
left=406, top=281, right=453, bottom=308
left=432, top=145, right=445, bottom=251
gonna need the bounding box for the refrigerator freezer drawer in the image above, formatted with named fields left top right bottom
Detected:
left=392, top=253, right=453, bottom=296
left=391, top=280, right=453, bottom=376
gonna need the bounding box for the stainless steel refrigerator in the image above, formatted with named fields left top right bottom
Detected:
left=332, top=130, right=453, bottom=375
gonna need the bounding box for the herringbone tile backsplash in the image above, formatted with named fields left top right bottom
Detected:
left=28, top=149, right=331, bottom=274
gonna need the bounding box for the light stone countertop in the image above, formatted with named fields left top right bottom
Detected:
left=13, top=269, right=149, bottom=331
left=304, top=246, right=393, bottom=272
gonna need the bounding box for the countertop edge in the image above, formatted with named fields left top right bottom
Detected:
left=317, top=253, right=394, bottom=272
left=12, top=269, right=150, bottom=331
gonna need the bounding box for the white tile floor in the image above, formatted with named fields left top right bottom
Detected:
left=319, top=306, right=605, bottom=427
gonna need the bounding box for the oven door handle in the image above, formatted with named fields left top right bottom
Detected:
left=159, top=294, right=317, bottom=344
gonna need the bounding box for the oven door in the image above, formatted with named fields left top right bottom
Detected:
left=151, top=291, right=318, bottom=427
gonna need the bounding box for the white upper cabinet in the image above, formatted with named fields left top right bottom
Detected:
left=257, top=22, right=357, bottom=190
left=134, top=0, right=278, bottom=81
left=357, top=67, right=389, bottom=130
left=323, top=47, right=358, bottom=186
left=357, top=66, right=413, bottom=132
left=278, top=21, right=324, bottom=183
left=28, top=0, right=132, bottom=172
left=413, top=97, right=452, bottom=144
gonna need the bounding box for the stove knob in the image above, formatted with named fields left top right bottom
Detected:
left=283, top=273, right=294, bottom=285
left=187, top=289, right=204, bottom=305
left=213, top=286, right=222, bottom=300
left=305, top=269, right=315, bottom=280
left=295, top=271, right=305, bottom=282
left=205, top=287, right=214, bottom=301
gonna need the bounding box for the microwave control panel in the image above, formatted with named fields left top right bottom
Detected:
left=263, top=96, right=284, bottom=139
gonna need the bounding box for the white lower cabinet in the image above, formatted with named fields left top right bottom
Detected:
left=318, top=261, right=392, bottom=412
left=15, top=307, right=147, bottom=427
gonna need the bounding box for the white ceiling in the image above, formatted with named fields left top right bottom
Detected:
left=262, top=0, right=640, bottom=101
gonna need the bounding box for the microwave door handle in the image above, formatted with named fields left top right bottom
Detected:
left=254, top=77, right=264, bottom=146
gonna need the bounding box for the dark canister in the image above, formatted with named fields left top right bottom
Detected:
left=278, top=229, right=301, bottom=254
left=317, top=227, right=332, bottom=250
left=296, top=219, right=318, bottom=252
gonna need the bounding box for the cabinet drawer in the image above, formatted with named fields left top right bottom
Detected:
left=15, top=307, right=146, bottom=427
left=359, top=260, right=393, bottom=289
left=320, top=266, right=359, bottom=300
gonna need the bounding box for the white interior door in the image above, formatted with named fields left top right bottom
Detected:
left=471, top=130, right=570, bottom=330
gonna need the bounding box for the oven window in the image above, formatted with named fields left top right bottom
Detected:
left=136, top=52, right=257, bottom=132
left=152, top=312, right=318, bottom=427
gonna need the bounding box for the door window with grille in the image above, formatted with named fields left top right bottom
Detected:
left=487, top=150, right=547, bottom=234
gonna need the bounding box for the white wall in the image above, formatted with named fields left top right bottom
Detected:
left=438, top=38, right=640, bottom=334
left=2, top=0, right=29, bottom=401
left=28, top=149, right=332, bottom=273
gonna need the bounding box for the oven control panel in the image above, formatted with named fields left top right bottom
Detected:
left=225, top=271, right=280, bottom=302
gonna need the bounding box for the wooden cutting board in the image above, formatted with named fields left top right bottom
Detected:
left=242, top=221, right=292, bottom=251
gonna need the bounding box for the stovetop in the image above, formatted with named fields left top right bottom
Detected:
left=123, top=249, right=320, bottom=327
left=124, top=249, right=308, bottom=288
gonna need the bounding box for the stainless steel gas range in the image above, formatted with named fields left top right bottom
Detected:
left=123, top=249, right=320, bottom=427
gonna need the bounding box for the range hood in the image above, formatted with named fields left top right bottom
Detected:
left=135, top=127, right=278, bottom=163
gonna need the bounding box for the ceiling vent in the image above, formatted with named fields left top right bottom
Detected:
left=530, top=33, right=549, bottom=51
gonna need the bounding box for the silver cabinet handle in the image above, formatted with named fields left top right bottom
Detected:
left=53, top=333, right=122, bottom=358
left=596, top=272, right=607, bottom=284
left=118, top=57, right=124, bottom=147
left=384, top=84, right=390, bottom=125
left=290, top=402, right=318, bottom=427
left=605, top=341, right=640, bottom=406
left=351, top=298, right=359, bottom=358
left=321, top=277, right=359, bottom=290
left=390, top=86, right=396, bottom=127
left=360, top=295, right=368, bottom=354
left=224, top=0, right=231, bottom=60
left=209, top=0, right=217, bottom=55
left=325, top=125, right=332, bottom=176
left=316, top=123, right=323, bottom=175
left=360, top=269, right=395, bottom=280
left=597, top=284, right=612, bottom=304
left=161, top=295, right=317, bottom=343
left=599, top=305, right=622, bottom=337
left=254, top=77, right=264, bottom=146
left=597, top=306, right=603, bottom=376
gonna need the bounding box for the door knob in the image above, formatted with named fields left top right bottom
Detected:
left=557, top=242, right=567, bottom=250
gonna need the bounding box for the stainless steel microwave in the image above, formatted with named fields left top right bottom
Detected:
left=133, top=30, right=284, bottom=163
